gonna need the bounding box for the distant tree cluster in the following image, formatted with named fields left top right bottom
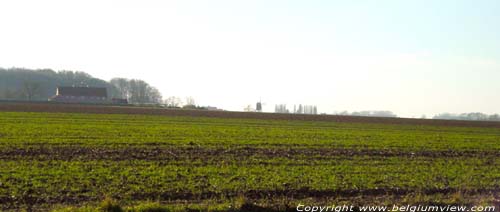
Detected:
left=275, top=104, right=289, bottom=113
left=110, top=78, right=162, bottom=104
left=164, top=96, right=183, bottom=107
left=294, top=104, right=317, bottom=115
left=162, top=96, right=199, bottom=109
left=274, top=104, right=317, bottom=114
left=334, top=110, right=397, bottom=118
left=433, top=113, right=500, bottom=121
left=294, top=104, right=318, bottom=114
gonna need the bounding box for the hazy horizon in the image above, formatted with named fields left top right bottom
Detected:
left=1, top=0, right=499, bottom=118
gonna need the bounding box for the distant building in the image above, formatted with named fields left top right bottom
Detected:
left=205, top=106, right=223, bottom=111
left=50, top=86, right=108, bottom=103
left=256, top=102, right=262, bottom=112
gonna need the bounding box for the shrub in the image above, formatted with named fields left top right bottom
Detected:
left=99, top=198, right=123, bottom=212
left=132, top=202, right=170, bottom=212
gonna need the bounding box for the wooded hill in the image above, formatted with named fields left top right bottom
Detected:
left=0, top=68, right=162, bottom=104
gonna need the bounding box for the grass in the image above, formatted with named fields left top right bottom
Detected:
left=0, top=111, right=499, bottom=211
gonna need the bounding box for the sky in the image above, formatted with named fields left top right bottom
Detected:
left=1, top=0, right=499, bottom=117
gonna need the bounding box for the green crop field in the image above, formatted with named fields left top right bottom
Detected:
left=0, top=110, right=499, bottom=211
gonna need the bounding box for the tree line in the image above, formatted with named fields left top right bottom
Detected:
left=333, top=110, right=398, bottom=117
left=433, top=112, right=500, bottom=121
left=0, top=68, right=162, bottom=104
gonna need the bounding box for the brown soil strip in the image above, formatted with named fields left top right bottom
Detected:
left=0, top=146, right=497, bottom=161
left=1, top=102, right=500, bottom=128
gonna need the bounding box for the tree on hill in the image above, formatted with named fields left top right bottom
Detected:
left=0, top=67, right=118, bottom=100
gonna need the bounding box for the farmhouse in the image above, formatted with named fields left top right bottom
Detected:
left=49, top=86, right=108, bottom=103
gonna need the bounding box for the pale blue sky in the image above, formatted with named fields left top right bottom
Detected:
left=0, top=0, right=499, bottom=117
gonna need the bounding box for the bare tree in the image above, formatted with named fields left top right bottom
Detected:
left=164, top=96, right=182, bottom=107
left=22, top=81, right=41, bottom=101
left=244, top=104, right=255, bottom=112
left=185, top=96, right=196, bottom=106
left=147, top=87, right=162, bottom=104
left=110, top=78, right=130, bottom=99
